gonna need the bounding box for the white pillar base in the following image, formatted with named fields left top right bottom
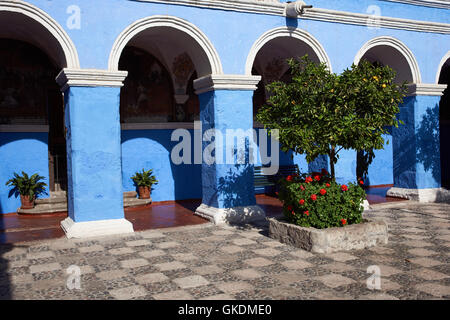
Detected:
left=387, top=187, right=450, bottom=203
left=195, top=203, right=266, bottom=225
left=61, top=217, right=134, bottom=239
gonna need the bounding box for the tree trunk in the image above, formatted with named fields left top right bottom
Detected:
left=329, top=146, right=336, bottom=179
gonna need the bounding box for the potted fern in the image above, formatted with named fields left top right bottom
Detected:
left=131, top=169, right=158, bottom=199
left=6, top=172, right=47, bottom=209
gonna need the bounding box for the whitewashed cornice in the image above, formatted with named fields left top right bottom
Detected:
left=302, top=8, right=450, bottom=34
left=134, top=0, right=450, bottom=34
left=194, top=74, right=262, bottom=94
left=407, top=83, right=448, bottom=96
left=383, top=0, right=450, bottom=9
left=56, top=69, right=128, bottom=91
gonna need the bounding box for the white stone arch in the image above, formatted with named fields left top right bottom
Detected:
left=245, top=27, right=333, bottom=75
left=0, top=0, right=79, bottom=68
left=108, top=15, right=223, bottom=76
left=354, top=36, right=421, bottom=84
left=436, top=51, right=450, bottom=84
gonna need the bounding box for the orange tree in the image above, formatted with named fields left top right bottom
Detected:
left=256, top=56, right=407, bottom=179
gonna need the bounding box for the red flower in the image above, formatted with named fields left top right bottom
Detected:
left=326, top=183, right=331, bottom=188
left=341, top=219, right=347, bottom=225
left=311, top=194, right=317, bottom=201
left=314, top=175, right=321, bottom=181
left=286, top=175, right=293, bottom=182
left=305, top=176, right=313, bottom=184
left=300, top=185, right=305, bottom=191
left=275, top=191, right=279, bottom=196
left=359, top=180, right=364, bottom=185
left=320, top=188, right=327, bottom=195
left=341, top=185, right=348, bottom=192
left=299, top=199, right=305, bottom=205
left=304, top=211, right=309, bottom=216
left=321, top=168, right=329, bottom=175
left=287, top=205, right=293, bottom=212
left=291, top=211, right=296, bottom=215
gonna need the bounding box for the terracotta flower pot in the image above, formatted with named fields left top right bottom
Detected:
left=138, top=186, right=151, bottom=199
left=20, top=194, right=35, bottom=209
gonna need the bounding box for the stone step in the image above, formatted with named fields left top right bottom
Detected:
left=19, top=192, right=151, bottom=215
left=124, top=197, right=152, bottom=208
left=123, top=191, right=138, bottom=199
left=18, top=202, right=68, bottom=215
left=35, top=196, right=67, bottom=205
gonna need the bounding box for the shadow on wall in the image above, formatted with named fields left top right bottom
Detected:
left=416, top=103, right=441, bottom=185
left=393, top=97, right=418, bottom=189
left=217, top=164, right=255, bottom=208
left=121, top=129, right=202, bottom=202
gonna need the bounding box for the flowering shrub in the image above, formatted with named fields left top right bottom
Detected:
left=277, top=169, right=366, bottom=229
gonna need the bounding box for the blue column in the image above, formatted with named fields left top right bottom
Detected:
left=193, top=75, right=264, bottom=224
left=393, top=95, right=441, bottom=189
left=199, top=90, right=256, bottom=209
left=57, top=69, right=133, bottom=237
left=65, top=86, right=125, bottom=222
left=389, top=89, right=446, bottom=201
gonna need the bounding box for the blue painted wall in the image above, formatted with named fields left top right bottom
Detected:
left=121, top=129, right=202, bottom=201
left=365, top=134, right=394, bottom=186
left=0, top=133, right=49, bottom=214
left=26, top=0, right=449, bottom=83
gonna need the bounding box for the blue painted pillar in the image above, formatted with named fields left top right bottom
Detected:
left=56, top=69, right=133, bottom=238
left=193, top=75, right=266, bottom=224
left=388, top=84, right=447, bottom=201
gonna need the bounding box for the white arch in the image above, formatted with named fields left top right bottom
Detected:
left=108, top=15, right=223, bottom=75
left=245, top=27, right=333, bottom=75
left=354, top=36, right=421, bottom=84
left=0, top=0, right=79, bottom=68
left=436, top=51, right=450, bottom=84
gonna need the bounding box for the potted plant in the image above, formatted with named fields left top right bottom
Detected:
left=5, top=172, right=47, bottom=209
left=131, top=169, right=158, bottom=199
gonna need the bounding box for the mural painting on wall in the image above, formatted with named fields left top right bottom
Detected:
left=0, top=39, right=57, bottom=125
left=172, top=52, right=199, bottom=122
left=252, top=57, right=292, bottom=122
left=119, top=46, right=176, bottom=123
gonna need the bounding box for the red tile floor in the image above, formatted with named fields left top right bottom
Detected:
left=0, top=187, right=404, bottom=244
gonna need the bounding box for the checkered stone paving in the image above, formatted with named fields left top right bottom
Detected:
left=0, top=201, right=449, bottom=300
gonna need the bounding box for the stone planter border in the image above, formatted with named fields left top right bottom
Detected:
left=268, top=217, right=388, bottom=253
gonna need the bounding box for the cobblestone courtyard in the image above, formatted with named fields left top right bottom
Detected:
left=0, top=201, right=449, bottom=300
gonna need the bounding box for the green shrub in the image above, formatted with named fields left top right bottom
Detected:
left=277, top=169, right=366, bottom=229
left=131, top=169, right=158, bottom=188
left=6, top=171, right=47, bottom=199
